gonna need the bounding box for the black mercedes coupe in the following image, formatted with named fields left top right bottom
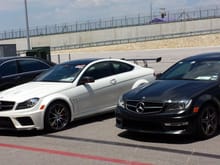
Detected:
left=116, top=52, right=220, bottom=139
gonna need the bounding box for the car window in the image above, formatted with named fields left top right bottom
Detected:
left=160, top=60, right=220, bottom=81
left=183, top=61, right=220, bottom=80
left=18, top=59, right=49, bottom=73
left=83, top=62, right=113, bottom=80
left=0, top=61, right=17, bottom=76
left=35, top=63, right=86, bottom=82
left=160, top=61, right=191, bottom=80
left=112, top=62, right=133, bottom=74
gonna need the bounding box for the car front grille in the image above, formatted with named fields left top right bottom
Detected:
left=126, top=100, right=163, bottom=114
left=0, top=101, right=15, bottom=111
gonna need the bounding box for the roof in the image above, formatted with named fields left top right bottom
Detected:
left=61, top=58, right=102, bottom=65
left=0, top=56, right=54, bottom=65
left=0, top=56, right=21, bottom=63
left=182, top=52, right=220, bottom=61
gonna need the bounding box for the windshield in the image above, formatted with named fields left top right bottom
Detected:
left=35, top=63, right=86, bottom=82
left=159, top=60, right=220, bottom=81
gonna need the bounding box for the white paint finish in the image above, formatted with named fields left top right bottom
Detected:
left=0, top=58, right=154, bottom=130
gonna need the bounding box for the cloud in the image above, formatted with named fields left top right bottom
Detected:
left=73, top=0, right=107, bottom=7
left=27, top=0, right=220, bottom=26
left=0, top=0, right=23, bottom=12
left=193, top=0, right=220, bottom=8
left=0, top=0, right=219, bottom=30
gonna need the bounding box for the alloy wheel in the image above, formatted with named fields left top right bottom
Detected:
left=45, top=101, right=70, bottom=131
left=198, top=105, right=218, bottom=138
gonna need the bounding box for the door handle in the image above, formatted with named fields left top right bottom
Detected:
left=110, top=79, right=117, bottom=85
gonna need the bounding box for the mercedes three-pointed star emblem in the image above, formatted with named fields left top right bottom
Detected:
left=136, top=102, right=145, bottom=113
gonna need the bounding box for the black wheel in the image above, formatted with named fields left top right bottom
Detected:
left=197, top=104, right=218, bottom=139
left=44, top=101, right=70, bottom=131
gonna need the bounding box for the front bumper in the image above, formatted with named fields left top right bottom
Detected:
left=0, top=109, right=45, bottom=130
left=115, top=106, right=197, bottom=135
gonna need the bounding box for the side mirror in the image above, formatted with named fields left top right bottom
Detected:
left=156, top=73, right=162, bottom=79
left=79, top=76, right=95, bottom=85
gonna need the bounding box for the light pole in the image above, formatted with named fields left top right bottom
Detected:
left=150, top=1, right=152, bottom=21
left=24, top=0, right=31, bottom=50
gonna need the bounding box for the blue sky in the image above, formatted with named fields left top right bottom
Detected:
left=0, top=0, right=219, bottom=31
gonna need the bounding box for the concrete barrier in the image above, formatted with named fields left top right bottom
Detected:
left=0, top=18, right=219, bottom=52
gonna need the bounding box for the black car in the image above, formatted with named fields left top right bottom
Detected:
left=0, top=56, right=55, bottom=91
left=116, top=52, right=220, bottom=139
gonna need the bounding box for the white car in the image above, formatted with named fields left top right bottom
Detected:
left=0, top=58, right=158, bottom=131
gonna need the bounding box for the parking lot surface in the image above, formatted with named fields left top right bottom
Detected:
left=0, top=112, right=220, bottom=165
left=1, top=47, right=220, bottom=165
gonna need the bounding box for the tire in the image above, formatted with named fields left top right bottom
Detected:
left=196, top=104, right=218, bottom=139
left=44, top=101, right=70, bottom=131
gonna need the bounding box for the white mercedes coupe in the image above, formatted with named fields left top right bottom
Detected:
left=0, top=58, right=157, bottom=131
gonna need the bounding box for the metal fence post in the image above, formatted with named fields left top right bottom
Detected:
left=69, top=53, right=71, bottom=61
left=58, top=54, right=61, bottom=64
left=76, top=22, right=78, bottom=32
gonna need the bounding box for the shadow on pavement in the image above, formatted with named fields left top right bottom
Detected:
left=0, top=112, right=115, bottom=137
left=118, top=130, right=220, bottom=144
left=67, top=112, right=114, bottom=129
left=0, top=130, right=46, bottom=137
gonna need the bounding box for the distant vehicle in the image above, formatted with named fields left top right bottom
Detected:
left=116, top=52, right=220, bottom=139
left=0, top=56, right=55, bottom=91
left=0, top=58, right=159, bottom=131
left=149, top=18, right=167, bottom=24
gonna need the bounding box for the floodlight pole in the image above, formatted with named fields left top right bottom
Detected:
left=150, top=1, right=152, bottom=21
left=24, top=0, right=31, bottom=50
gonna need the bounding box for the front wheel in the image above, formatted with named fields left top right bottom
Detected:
left=44, top=101, right=70, bottom=132
left=196, top=104, right=218, bottom=139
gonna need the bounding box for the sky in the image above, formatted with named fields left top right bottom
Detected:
left=0, top=0, right=219, bottom=32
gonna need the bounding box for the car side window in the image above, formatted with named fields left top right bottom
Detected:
left=161, top=61, right=191, bottom=80
left=18, top=59, right=49, bottom=73
left=112, top=62, right=133, bottom=74
left=83, top=62, right=113, bottom=80
left=0, top=61, right=17, bottom=77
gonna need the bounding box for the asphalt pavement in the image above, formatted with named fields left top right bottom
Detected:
left=1, top=47, right=220, bottom=165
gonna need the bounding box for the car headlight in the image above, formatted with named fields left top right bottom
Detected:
left=165, top=100, right=191, bottom=111
left=118, top=96, right=125, bottom=108
left=16, top=98, right=40, bottom=110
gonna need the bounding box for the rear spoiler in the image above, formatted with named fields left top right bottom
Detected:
left=122, top=57, right=162, bottom=67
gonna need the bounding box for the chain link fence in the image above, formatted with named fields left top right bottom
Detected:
left=1, top=6, right=220, bottom=40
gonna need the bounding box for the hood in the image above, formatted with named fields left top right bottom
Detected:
left=0, top=81, right=73, bottom=102
left=125, top=80, right=217, bottom=101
